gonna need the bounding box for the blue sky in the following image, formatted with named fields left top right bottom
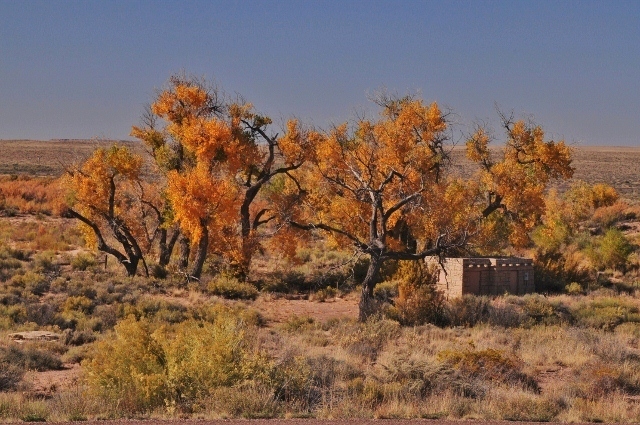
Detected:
left=1, top=0, right=639, bottom=145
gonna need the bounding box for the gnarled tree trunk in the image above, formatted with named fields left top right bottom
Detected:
left=358, top=254, right=383, bottom=322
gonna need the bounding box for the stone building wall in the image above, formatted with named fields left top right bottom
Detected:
left=426, top=257, right=535, bottom=298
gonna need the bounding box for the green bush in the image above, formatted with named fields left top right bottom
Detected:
left=63, top=295, right=94, bottom=315
left=134, top=297, right=187, bottom=323
left=10, top=271, right=49, bottom=296
left=312, top=285, right=337, bottom=302
left=281, top=315, right=315, bottom=332
left=207, top=275, right=259, bottom=300
left=565, top=281, right=583, bottom=295
left=71, top=253, right=96, bottom=271
left=373, top=280, right=398, bottom=303
left=83, top=316, right=168, bottom=412
left=391, top=261, right=447, bottom=326
left=522, top=294, right=558, bottom=324
left=572, top=297, right=640, bottom=330
left=588, top=228, right=634, bottom=271
left=84, top=313, right=269, bottom=413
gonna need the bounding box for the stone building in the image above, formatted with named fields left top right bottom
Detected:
left=425, top=257, right=535, bottom=298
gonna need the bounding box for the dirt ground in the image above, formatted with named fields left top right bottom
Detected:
left=21, top=363, right=82, bottom=397
left=254, top=292, right=360, bottom=325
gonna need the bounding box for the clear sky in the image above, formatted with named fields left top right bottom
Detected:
left=1, top=0, right=639, bottom=146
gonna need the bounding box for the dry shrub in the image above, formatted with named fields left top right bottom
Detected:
left=572, top=297, right=640, bottom=330
left=446, top=295, right=491, bottom=327
left=84, top=312, right=270, bottom=413
left=207, top=383, right=280, bottom=418
left=0, top=394, right=48, bottom=422
left=535, top=245, right=593, bottom=293
left=0, top=361, right=25, bottom=391
left=375, top=355, right=484, bottom=401
left=393, top=261, right=447, bottom=326
left=488, top=389, right=561, bottom=422
left=334, top=318, right=400, bottom=361
left=562, top=395, right=637, bottom=423
left=0, top=343, right=63, bottom=372
left=207, top=275, right=259, bottom=300
left=437, top=348, right=539, bottom=393
left=592, top=201, right=629, bottom=228
left=0, top=176, right=60, bottom=216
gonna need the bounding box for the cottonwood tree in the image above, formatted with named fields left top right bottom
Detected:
left=466, top=112, right=574, bottom=252
left=290, top=96, right=471, bottom=320
left=61, top=146, right=149, bottom=277
left=292, top=96, right=574, bottom=321
left=133, top=75, right=314, bottom=278
left=228, top=103, right=316, bottom=275
left=132, top=76, right=227, bottom=275
left=132, top=77, right=242, bottom=279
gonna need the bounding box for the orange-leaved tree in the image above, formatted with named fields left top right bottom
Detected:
left=292, top=96, right=574, bottom=320
left=60, top=145, right=149, bottom=277
left=227, top=103, right=317, bottom=275
left=466, top=111, right=574, bottom=253
left=132, top=76, right=241, bottom=279
left=133, top=74, right=316, bottom=278
left=292, top=95, right=476, bottom=320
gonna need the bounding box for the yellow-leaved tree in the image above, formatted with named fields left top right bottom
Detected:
left=466, top=111, right=574, bottom=252
left=291, top=96, right=574, bottom=320
left=60, top=145, right=149, bottom=276
left=133, top=74, right=316, bottom=278
left=132, top=76, right=241, bottom=279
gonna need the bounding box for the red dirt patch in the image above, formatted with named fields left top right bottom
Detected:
left=22, top=363, right=82, bottom=397
left=254, top=292, right=359, bottom=325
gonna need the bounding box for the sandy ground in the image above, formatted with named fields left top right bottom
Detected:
left=253, top=292, right=360, bottom=325
left=21, top=363, right=82, bottom=397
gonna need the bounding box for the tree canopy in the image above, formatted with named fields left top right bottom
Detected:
left=62, top=76, right=574, bottom=321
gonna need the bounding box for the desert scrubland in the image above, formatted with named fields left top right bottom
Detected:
left=1, top=93, right=640, bottom=421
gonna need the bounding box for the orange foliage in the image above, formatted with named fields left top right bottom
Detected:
left=0, top=176, right=61, bottom=215
left=60, top=145, right=147, bottom=250
left=466, top=116, right=574, bottom=250
left=166, top=164, right=238, bottom=244
left=299, top=97, right=470, bottom=255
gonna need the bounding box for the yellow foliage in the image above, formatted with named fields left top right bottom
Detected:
left=467, top=119, right=573, bottom=249
left=166, top=164, right=238, bottom=244
left=60, top=145, right=148, bottom=251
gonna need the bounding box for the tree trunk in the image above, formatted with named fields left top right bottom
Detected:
left=189, top=226, right=208, bottom=280
left=178, top=235, right=190, bottom=270
left=123, top=256, right=139, bottom=277
left=159, top=228, right=180, bottom=267
left=238, top=188, right=258, bottom=277
left=358, top=254, right=383, bottom=322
